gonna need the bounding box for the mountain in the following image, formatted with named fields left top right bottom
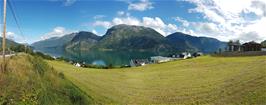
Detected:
left=65, top=31, right=101, bottom=50
left=32, top=25, right=226, bottom=54
left=0, top=37, right=20, bottom=48
left=31, top=33, right=76, bottom=51
left=166, top=32, right=226, bottom=53
left=96, top=24, right=175, bottom=52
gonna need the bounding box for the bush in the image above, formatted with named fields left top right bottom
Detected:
left=58, top=72, right=65, bottom=79
left=56, top=57, right=70, bottom=62
left=31, top=52, right=54, bottom=60
left=10, top=44, right=34, bottom=54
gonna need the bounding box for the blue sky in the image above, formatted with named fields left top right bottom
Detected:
left=1, top=0, right=266, bottom=44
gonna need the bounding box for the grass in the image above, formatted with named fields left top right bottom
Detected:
left=48, top=55, right=266, bottom=105
left=0, top=54, right=93, bottom=105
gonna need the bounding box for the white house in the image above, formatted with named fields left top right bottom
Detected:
left=179, top=52, right=192, bottom=59
left=75, top=63, right=81, bottom=67
left=151, top=56, right=172, bottom=63
left=262, top=48, right=266, bottom=51
left=130, top=59, right=149, bottom=67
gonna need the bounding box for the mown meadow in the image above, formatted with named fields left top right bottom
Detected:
left=48, top=55, right=266, bottom=105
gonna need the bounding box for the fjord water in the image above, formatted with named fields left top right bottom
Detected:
left=38, top=48, right=165, bottom=66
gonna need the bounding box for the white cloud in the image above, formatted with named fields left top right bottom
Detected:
left=40, top=27, right=72, bottom=40
left=64, top=0, right=76, bottom=6
left=178, top=0, right=266, bottom=42
left=237, top=31, right=263, bottom=42
left=117, top=11, right=125, bottom=16
left=142, top=17, right=165, bottom=28
left=49, top=0, right=76, bottom=6
left=6, top=32, right=15, bottom=40
left=174, top=17, right=190, bottom=27
left=192, top=22, right=220, bottom=35
left=92, top=29, right=98, bottom=35
left=90, top=0, right=266, bottom=42
left=93, top=21, right=112, bottom=29
left=93, top=15, right=106, bottom=19
left=113, top=17, right=141, bottom=26
left=251, top=0, right=266, bottom=16
left=6, top=31, right=27, bottom=43
left=128, top=0, right=154, bottom=11
left=142, top=17, right=180, bottom=35
left=117, top=11, right=130, bottom=17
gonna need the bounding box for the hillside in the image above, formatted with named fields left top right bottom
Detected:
left=96, top=24, right=175, bottom=52
left=0, top=37, right=20, bottom=48
left=32, top=25, right=226, bottom=53
left=0, top=54, right=93, bottom=105
left=49, top=56, right=266, bottom=104
left=66, top=31, right=101, bottom=50
left=31, top=33, right=76, bottom=51
left=167, top=32, right=226, bottom=53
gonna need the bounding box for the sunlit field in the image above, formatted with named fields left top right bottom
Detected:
left=48, top=56, right=266, bottom=105
left=0, top=54, right=92, bottom=105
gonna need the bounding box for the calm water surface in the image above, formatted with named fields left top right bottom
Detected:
left=38, top=48, right=169, bottom=66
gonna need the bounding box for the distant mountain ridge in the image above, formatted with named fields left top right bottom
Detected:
left=31, top=24, right=226, bottom=53
left=66, top=31, right=101, bottom=50
left=0, top=37, right=20, bottom=48
left=166, top=32, right=227, bottom=53
left=31, top=33, right=76, bottom=51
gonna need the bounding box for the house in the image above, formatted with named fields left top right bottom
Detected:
left=242, top=41, right=262, bottom=51
left=227, top=40, right=263, bottom=52
left=150, top=56, right=172, bottom=63
left=179, top=52, right=192, bottom=59
left=192, top=52, right=203, bottom=57
left=52, top=56, right=57, bottom=59
left=130, top=59, right=149, bottom=67
left=262, top=48, right=266, bottom=51
left=227, top=40, right=242, bottom=52
left=170, top=53, right=183, bottom=58
left=74, top=63, right=81, bottom=67
left=171, top=54, right=177, bottom=58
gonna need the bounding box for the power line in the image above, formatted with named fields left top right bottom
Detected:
left=7, top=0, right=24, bottom=39
left=7, top=0, right=28, bottom=52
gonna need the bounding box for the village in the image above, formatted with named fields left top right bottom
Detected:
left=129, top=52, right=203, bottom=67
left=0, top=0, right=266, bottom=104
left=69, top=40, right=266, bottom=69
left=69, top=51, right=203, bottom=68
left=227, top=40, right=266, bottom=52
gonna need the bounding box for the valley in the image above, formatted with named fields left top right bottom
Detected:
left=32, top=25, right=227, bottom=66
left=48, top=55, right=266, bottom=104
left=1, top=0, right=266, bottom=104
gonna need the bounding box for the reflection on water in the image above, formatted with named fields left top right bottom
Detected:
left=37, top=48, right=170, bottom=66
left=92, top=60, right=106, bottom=66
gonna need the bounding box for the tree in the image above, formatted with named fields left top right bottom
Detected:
left=227, top=40, right=233, bottom=51
left=10, top=44, right=33, bottom=54
left=261, top=40, right=266, bottom=48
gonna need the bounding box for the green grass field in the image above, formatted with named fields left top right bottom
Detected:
left=0, top=54, right=92, bottom=105
left=48, top=56, right=266, bottom=105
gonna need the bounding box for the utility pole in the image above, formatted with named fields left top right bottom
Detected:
left=24, top=44, right=27, bottom=53
left=2, top=0, right=7, bottom=69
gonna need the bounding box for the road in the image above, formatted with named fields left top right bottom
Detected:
left=0, top=54, right=16, bottom=58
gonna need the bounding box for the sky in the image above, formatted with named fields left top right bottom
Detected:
left=0, top=0, right=266, bottom=44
